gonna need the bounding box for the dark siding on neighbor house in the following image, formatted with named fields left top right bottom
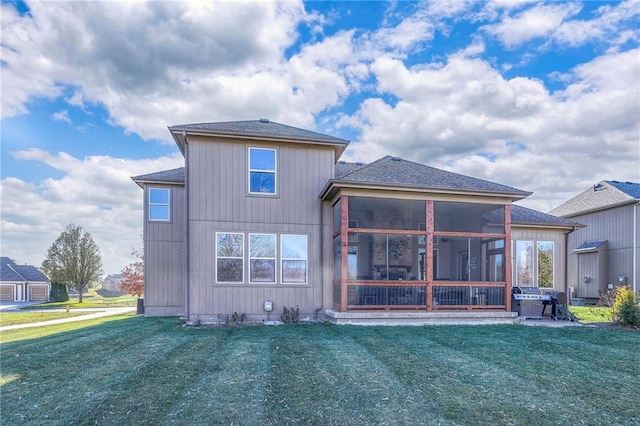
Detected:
left=144, top=184, right=186, bottom=315
left=186, top=136, right=335, bottom=320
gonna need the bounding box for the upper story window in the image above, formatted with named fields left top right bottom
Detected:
left=249, top=148, right=277, bottom=195
left=149, top=188, right=170, bottom=221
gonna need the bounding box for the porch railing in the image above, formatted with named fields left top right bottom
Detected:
left=334, top=281, right=506, bottom=311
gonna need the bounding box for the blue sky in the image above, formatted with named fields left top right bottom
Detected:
left=1, top=0, right=639, bottom=274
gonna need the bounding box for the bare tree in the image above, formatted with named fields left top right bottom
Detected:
left=42, top=224, right=103, bottom=303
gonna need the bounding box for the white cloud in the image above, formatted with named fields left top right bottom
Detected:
left=1, top=150, right=184, bottom=274
left=51, top=110, right=71, bottom=124
left=346, top=48, right=640, bottom=212
left=483, top=3, right=583, bottom=47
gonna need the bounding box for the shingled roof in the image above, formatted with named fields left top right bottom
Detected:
left=324, top=156, right=531, bottom=199
left=168, top=119, right=349, bottom=159
left=0, top=257, right=49, bottom=282
left=132, top=167, right=185, bottom=187
left=510, top=205, right=582, bottom=228
left=550, top=180, right=640, bottom=217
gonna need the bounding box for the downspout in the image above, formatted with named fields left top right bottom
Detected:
left=565, top=226, right=578, bottom=298
left=314, top=199, right=324, bottom=321
left=634, top=202, right=639, bottom=293
left=183, top=131, right=190, bottom=321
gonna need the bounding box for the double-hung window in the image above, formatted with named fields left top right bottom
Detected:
left=249, top=234, right=276, bottom=283
left=281, top=234, right=308, bottom=283
left=149, top=188, right=170, bottom=221
left=216, top=233, right=244, bottom=283
left=248, top=148, right=276, bottom=194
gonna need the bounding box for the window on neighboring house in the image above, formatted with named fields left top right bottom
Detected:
left=149, top=188, right=170, bottom=221
left=249, top=234, right=276, bottom=283
left=281, top=234, right=308, bottom=283
left=249, top=147, right=276, bottom=194
left=216, top=233, right=244, bottom=283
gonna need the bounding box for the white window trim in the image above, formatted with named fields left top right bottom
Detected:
left=281, top=234, right=308, bottom=284
left=215, top=232, right=244, bottom=284
left=248, top=147, right=277, bottom=195
left=149, top=187, right=170, bottom=222
left=249, top=233, right=277, bottom=284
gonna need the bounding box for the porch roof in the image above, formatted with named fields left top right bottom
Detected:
left=323, top=156, right=531, bottom=200
left=169, top=119, right=349, bottom=159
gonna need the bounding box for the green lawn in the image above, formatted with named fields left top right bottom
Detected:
left=24, top=288, right=138, bottom=309
left=569, top=306, right=611, bottom=323
left=0, top=311, right=92, bottom=326
left=1, top=318, right=638, bottom=425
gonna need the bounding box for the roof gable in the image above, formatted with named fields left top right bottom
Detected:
left=327, top=156, right=530, bottom=198
left=550, top=180, right=637, bottom=217
left=0, top=257, right=49, bottom=282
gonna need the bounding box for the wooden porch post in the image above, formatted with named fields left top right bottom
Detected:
left=505, top=203, right=512, bottom=312
left=340, top=195, right=349, bottom=312
left=426, top=200, right=434, bottom=311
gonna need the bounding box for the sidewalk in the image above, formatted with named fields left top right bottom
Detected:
left=0, top=307, right=136, bottom=331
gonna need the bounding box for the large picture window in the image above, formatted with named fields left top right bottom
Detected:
left=149, top=188, right=170, bottom=221
left=216, top=233, right=244, bottom=283
left=249, top=148, right=276, bottom=194
left=281, top=235, right=308, bottom=283
left=249, top=234, right=276, bottom=283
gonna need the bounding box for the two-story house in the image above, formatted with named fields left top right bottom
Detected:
left=133, top=120, right=579, bottom=324
left=550, top=180, right=640, bottom=301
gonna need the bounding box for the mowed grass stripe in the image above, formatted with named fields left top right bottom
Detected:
left=414, top=326, right=639, bottom=425
left=76, top=332, right=223, bottom=425
left=167, top=328, right=271, bottom=424
left=344, top=326, right=603, bottom=426
left=263, top=324, right=441, bottom=425
left=1, top=317, right=191, bottom=425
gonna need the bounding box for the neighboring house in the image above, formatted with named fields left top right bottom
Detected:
left=101, top=273, right=125, bottom=293
left=0, top=257, right=50, bottom=302
left=133, top=119, right=579, bottom=324
left=550, top=180, right=640, bottom=300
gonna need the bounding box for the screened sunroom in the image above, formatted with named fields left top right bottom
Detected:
left=330, top=195, right=513, bottom=312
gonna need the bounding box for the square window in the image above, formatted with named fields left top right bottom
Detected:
left=149, top=188, right=170, bottom=221
left=249, top=148, right=276, bottom=194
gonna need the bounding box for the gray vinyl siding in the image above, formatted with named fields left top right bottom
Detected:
left=511, top=227, right=568, bottom=292
left=143, top=184, right=186, bottom=316
left=186, top=137, right=334, bottom=321
left=565, top=203, right=639, bottom=294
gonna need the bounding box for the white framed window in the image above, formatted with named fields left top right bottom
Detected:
left=248, top=147, right=277, bottom=194
left=281, top=234, right=308, bottom=283
left=537, top=241, right=554, bottom=288
left=515, top=240, right=534, bottom=286
left=249, top=234, right=276, bottom=283
left=216, top=233, right=244, bottom=283
left=149, top=188, right=170, bottom=221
